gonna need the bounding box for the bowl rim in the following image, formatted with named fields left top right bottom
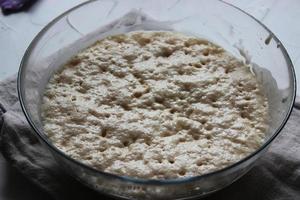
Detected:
left=17, top=0, right=297, bottom=185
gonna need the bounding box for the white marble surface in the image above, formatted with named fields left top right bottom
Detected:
left=0, top=0, right=299, bottom=199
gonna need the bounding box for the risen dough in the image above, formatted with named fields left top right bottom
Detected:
left=41, top=31, right=268, bottom=179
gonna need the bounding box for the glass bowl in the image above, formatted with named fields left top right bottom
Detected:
left=17, top=0, right=296, bottom=199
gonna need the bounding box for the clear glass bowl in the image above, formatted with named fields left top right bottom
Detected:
left=17, top=0, right=296, bottom=199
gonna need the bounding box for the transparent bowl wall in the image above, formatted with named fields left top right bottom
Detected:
left=18, top=0, right=296, bottom=199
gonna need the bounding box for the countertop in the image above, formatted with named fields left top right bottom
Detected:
left=0, top=0, right=299, bottom=199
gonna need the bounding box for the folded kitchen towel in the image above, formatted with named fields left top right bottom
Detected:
left=0, top=75, right=299, bottom=200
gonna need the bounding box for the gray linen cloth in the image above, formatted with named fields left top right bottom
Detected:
left=0, top=75, right=299, bottom=200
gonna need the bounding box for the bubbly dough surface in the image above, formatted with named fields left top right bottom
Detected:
left=41, top=31, right=268, bottom=179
